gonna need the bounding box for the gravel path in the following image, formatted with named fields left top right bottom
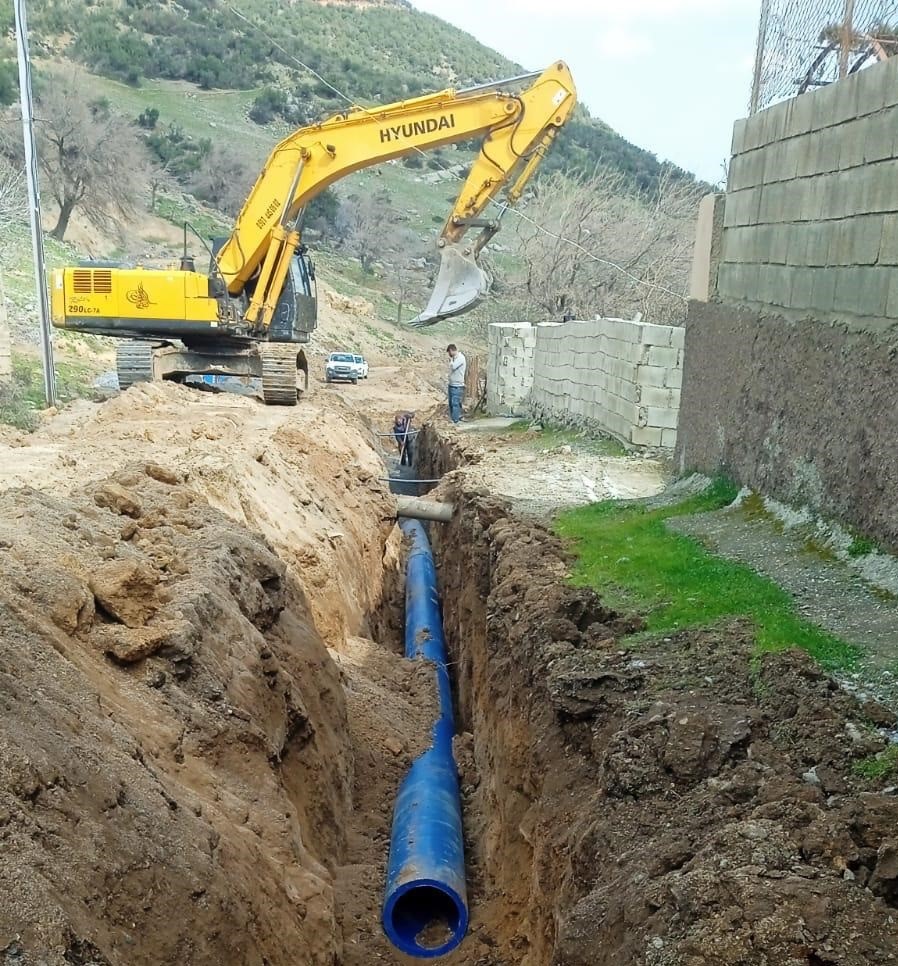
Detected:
left=670, top=506, right=898, bottom=708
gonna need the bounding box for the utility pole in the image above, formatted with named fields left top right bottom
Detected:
left=839, top=0, right=857, bottom=80
left=749, top=0, right=771, bottom=115
left=14, top=0, right=56, bottom=407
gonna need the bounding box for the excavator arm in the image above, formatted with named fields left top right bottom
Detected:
left=216, top=61, right=576, bottom=329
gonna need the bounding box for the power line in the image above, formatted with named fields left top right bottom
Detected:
left=217, top=0, right=686, bottom=304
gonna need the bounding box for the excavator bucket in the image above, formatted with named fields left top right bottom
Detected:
left=408, top=243, right=490, bottom=326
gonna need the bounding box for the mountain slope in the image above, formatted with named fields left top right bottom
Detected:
left=21, top=0, right=693, bottom=192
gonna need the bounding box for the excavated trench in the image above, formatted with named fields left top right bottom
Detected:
left=2, top=388, right=898, bottom=966
left=414, top=424, right=898, bottom=966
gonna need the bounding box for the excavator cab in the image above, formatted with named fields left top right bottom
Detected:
left=268, top=250, right=317, bottom=343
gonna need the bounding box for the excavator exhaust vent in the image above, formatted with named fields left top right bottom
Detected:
left=72, top=269, right=113, bottom=294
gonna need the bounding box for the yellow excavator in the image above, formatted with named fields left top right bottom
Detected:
left=50, top=62, right=576, bottom=404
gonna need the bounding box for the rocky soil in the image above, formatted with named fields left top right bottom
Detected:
left=3, top=349, right=898, bottom=965
left=426, top=449, right=898, bottom=965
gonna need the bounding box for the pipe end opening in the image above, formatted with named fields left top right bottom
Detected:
left=383, top=881, right=468, bottom=958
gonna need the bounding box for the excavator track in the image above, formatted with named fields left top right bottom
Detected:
left=260, top=343, right=299, bottom=406
left=116, top=341, right=156, bottom=391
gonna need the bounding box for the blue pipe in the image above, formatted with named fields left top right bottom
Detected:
left=381, top=519, right=469, bottom=958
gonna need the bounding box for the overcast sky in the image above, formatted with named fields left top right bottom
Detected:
left=411, top=0, right=761, bottom=184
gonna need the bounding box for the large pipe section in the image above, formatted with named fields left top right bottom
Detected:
left=381, top=519, right=468, bottom=958
left=394, top=495, right=455, bottom=523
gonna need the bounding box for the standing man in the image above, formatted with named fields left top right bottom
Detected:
left=446, top=343, right=466, bottom=423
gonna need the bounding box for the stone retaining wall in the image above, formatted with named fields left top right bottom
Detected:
left=486, top=318, right=684, bottom=450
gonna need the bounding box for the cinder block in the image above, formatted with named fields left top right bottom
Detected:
left=645, top=407, right=679, bottom=430
left=636, top=364, right=667, bottom=388
left=878, top=213, right=898, bottom=265
left=639, top=322, right=673, bottom=347
left=866, top=110, right=898, bottom=164
left=630, top=426, right=663, bottom=448
left=664, top=367, right=683, bottom=389
left=839, top=116, right=869, bottom=170
left=723, top=187, right=761, bottom=228
left=661, top=429, right=678, bottom=449
left=787, top=92, right=816, bottom=136
left=809, top=131, right=841, bottom=176
left=861, top=55, right=898, bottom=112
left=886, top=273, right=898, bottom=318
left=669, top=326, right=685, bottom=350
left=785, top=223, right=809, bottom=266
left=742, top=113, right=766, bottom=152
left=809, top=267, right=838, bottom=312
left=803, top=223, right=832, bottom=267
left=793, top=133, right=818, bottom=178
left=788, top=267, right=814, bottom=309
left=601, top=318, right=641, bottom=343
left=831, top=71, right=862, bottom=125
left=833, top=265, right=890, bottom=316
left=731, top=117, right=749, bottom=156
left=796, top=177, right=826, bottom=222
left=645, top=346, right=678, bottom=368
left=638, top=385, right=673, bottom=408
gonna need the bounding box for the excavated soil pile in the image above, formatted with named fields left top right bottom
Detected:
left=0, top=384, right=445, bottom=966
left=0, top=468, right=353, bottom=964
left=432, top=488, right=898, bottom=966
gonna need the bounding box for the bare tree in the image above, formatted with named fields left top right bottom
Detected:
left=511, top=166, right=703, bottom=324
left=337, top=187, right=393, bottom=273
left=0, top=156, right=25, bottom=230
left=4, top=85, right=152, bottom=241
left=189, top=143, right=260, bottom=219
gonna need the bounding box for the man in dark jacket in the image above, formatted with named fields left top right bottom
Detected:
left=393, top=412, right=415, bottom=466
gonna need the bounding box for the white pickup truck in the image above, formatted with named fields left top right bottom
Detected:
left=352, top=354, right=369, bottom=379
left=325, top=352, right=359, bottom=384
left=325, top=352, right=369, bottom=384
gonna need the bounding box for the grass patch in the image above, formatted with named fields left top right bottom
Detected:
left=556, top=478, right=859, bottom=672
left=853, top=745, right=898, bottom=781
left=0, top=354, right=102, bottom=432
left=847, top=535, right=876, bottom=558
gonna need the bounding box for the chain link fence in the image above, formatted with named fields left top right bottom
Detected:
left=750, top=0, right=898, bottom=113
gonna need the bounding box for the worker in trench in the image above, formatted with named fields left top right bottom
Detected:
left=393, top=411, right=415, bottom=466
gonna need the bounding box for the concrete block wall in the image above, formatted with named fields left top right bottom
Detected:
left=487, top=319, right=684, bottom=450
left=716, top=54, right=898, bottom=328
left=486, top=322, right=536, bottom=415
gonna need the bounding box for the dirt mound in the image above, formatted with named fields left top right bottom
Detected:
left=0, top=468, right=352, bottom=964
left=433, top=491, right=898, bottom=965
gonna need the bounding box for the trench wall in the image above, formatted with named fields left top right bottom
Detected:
left=678, top=55, right=898, bottom=547
left=487, top=318, right=684, bottom=450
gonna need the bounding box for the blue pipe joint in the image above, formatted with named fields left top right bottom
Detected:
left=382, top=520, right=469, bottom=958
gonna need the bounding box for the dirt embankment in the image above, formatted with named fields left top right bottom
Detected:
left=0, top=468, right=351, bottom=964
left=422, top=432, right=898, bottom=966
left=0, top=383, right=424, bottom=965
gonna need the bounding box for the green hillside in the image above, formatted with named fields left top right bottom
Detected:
left=13, top=0, right=693, bottom=193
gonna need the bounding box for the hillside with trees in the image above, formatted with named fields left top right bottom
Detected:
left=0, top=0, right=703, bottom=340
left=5, top=0, right=692, bottom=194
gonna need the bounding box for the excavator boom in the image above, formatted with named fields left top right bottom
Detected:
left=215, top=61, right=576, bottom=326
